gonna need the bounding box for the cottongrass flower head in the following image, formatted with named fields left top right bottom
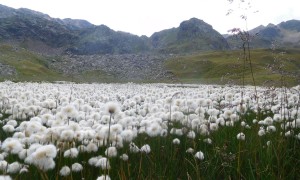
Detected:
left=230, top=114, right=239, bottom=122
left=0, top=154, right=5, bottom=161
left=60, top=165, right=71, bottom=177
left=7, top=162, right=22, bottom=174
left=146, top=122, right=162, bottom=137
left=1, top=138, right=23, bottom=154
left=60, top=129, right=74, bottom=142
left=129, top=142, right=140, bottom=153
left=195, top=151, right=204, bottom=160
left=95, top=157, right=110, bottom=170
left=199, top=125, right=210, bottom=136
left=258, top=128, right=266, bottom=136
left=121, top=129, right=135, bottom=142
left=0, top=160, right=8, bottom=172
left=64, top=148, right=79, bottom=158
left=105, top=102, right=120, bottom=115
left=140, top=144, right=151, bottom=154
left=172, top=138, right=180, bottom=145
left=264, top=117, right=273, bottom=126
left=62, top=105, right=77, bottom=118
left=237, top=132, right=245, bottom=141
left=266, top=125, right=276, bottom=133
left=97, top=175, right=111, bottom=180
left=285, top=130, right=292, bottom=137
left=174, top=128, right=184, bottom=136
left=25, top=144, right=57, bottom=171
left=85, top=141, right=98, bottom=152
left=295, top=133, right=300, bottom=140
left=0, top=175, right=12, bottom=180
left=105, top=146, right=118, bottom=158
left=186, top=148, right=194, bottom=154
left=160, top=129, right=168, bottom=137
left=71, top=163, right=83, bottom=172
left=19, top=166, right=29, bottom=174
left=210, top=123, right=219, bottom=131
left=203, top=138, right=212, bottom=144
left=88, top=156, right=102, bottom=166
left=120, top=154, right=129, bottom=161
left=2, top=125, right=15, bottom=133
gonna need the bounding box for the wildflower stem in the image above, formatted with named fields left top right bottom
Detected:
left=105, top=113, right=113, bottom=179
left=237, top=139, right=242, bottom=178
left=138, top=152, right=143, bottom=180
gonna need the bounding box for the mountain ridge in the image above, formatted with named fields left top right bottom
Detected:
left=226, top=19, right=300, bottom=49
left=0, top=4, right=230, bottom=55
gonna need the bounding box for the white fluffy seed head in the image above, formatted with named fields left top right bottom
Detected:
left=86, top=142, right=98, bottom=153
left=0, top=160, right=8, bottom=171
left=7, top=162, right=22, bottom=174
left=25, top=144, right=57, bottom=171
left=1, top=138, right=23, bottom=154
left=186, top=148, right=194, bottom=154
left=105, top=147, right=117, bottom=158
left=71, top=163, right=83, bottom=172
left=129, top=143, right=140, bottom=153
left=59, top=166, right=71, bottom=177
left=146, top=123, right=162, bottom=137
left=121, top=129, right=134, bottom=142
left=258, top=128, right=266, bottom=136
left=95, top=158, right=110, bottom=170
left=105, top=102, right=120, bottom=115
left=120, top=154, right=129, bottom=161
left=97, top=175, right=111, bottom=180
left=64, top=148, right=79, bottom=158
left=140, top=144, right=151, bottom=154
left=0, top=175, right=12, bottom=180
left=195, top=151, right=204, bottom=160
left=60, top=130, right=74, bottom=142
left=62, top=105, right=77, bottom=118
left=172, top=138, right=180, bottom=145
left=237, top=132, right=245, bottom=141
left=2, top=125, right=15, bottom=133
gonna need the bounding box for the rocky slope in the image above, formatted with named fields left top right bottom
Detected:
left=50, top=54, right=174, bottom=81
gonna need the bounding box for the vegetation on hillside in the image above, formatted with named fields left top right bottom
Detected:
left=165, top=49, right=300, bottom=86
left=0, top=45, right=116, bottom=83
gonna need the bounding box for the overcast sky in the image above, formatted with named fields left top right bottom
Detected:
left=1, top=0, right=299, bottom=37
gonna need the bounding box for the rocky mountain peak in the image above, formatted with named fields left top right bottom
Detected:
left=279, top=20, right=300, bottom=32
left=62, top=18, right=95, bottom=30
left=0, top=4, right=16, bottom=18
left=179, top=18, right=213, bottom=31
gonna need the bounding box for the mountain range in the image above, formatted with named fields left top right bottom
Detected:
left=0, top=4, right=231, bottom=55
left=227, top=20, right=300, bottom=49
left=1, top=4, right=300, bottom=55
left=0, top=4, right=299, bottom=84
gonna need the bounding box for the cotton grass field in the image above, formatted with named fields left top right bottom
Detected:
left=0, top=81, right=299, bottom=179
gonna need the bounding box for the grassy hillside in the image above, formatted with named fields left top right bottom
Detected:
left=0, top=44, right=66, bottom=81
left=165, top=49, right=300, bottom=86
left=1, top=44, right=299, bottom=86
left=0, top=45, right=114, bottom=82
